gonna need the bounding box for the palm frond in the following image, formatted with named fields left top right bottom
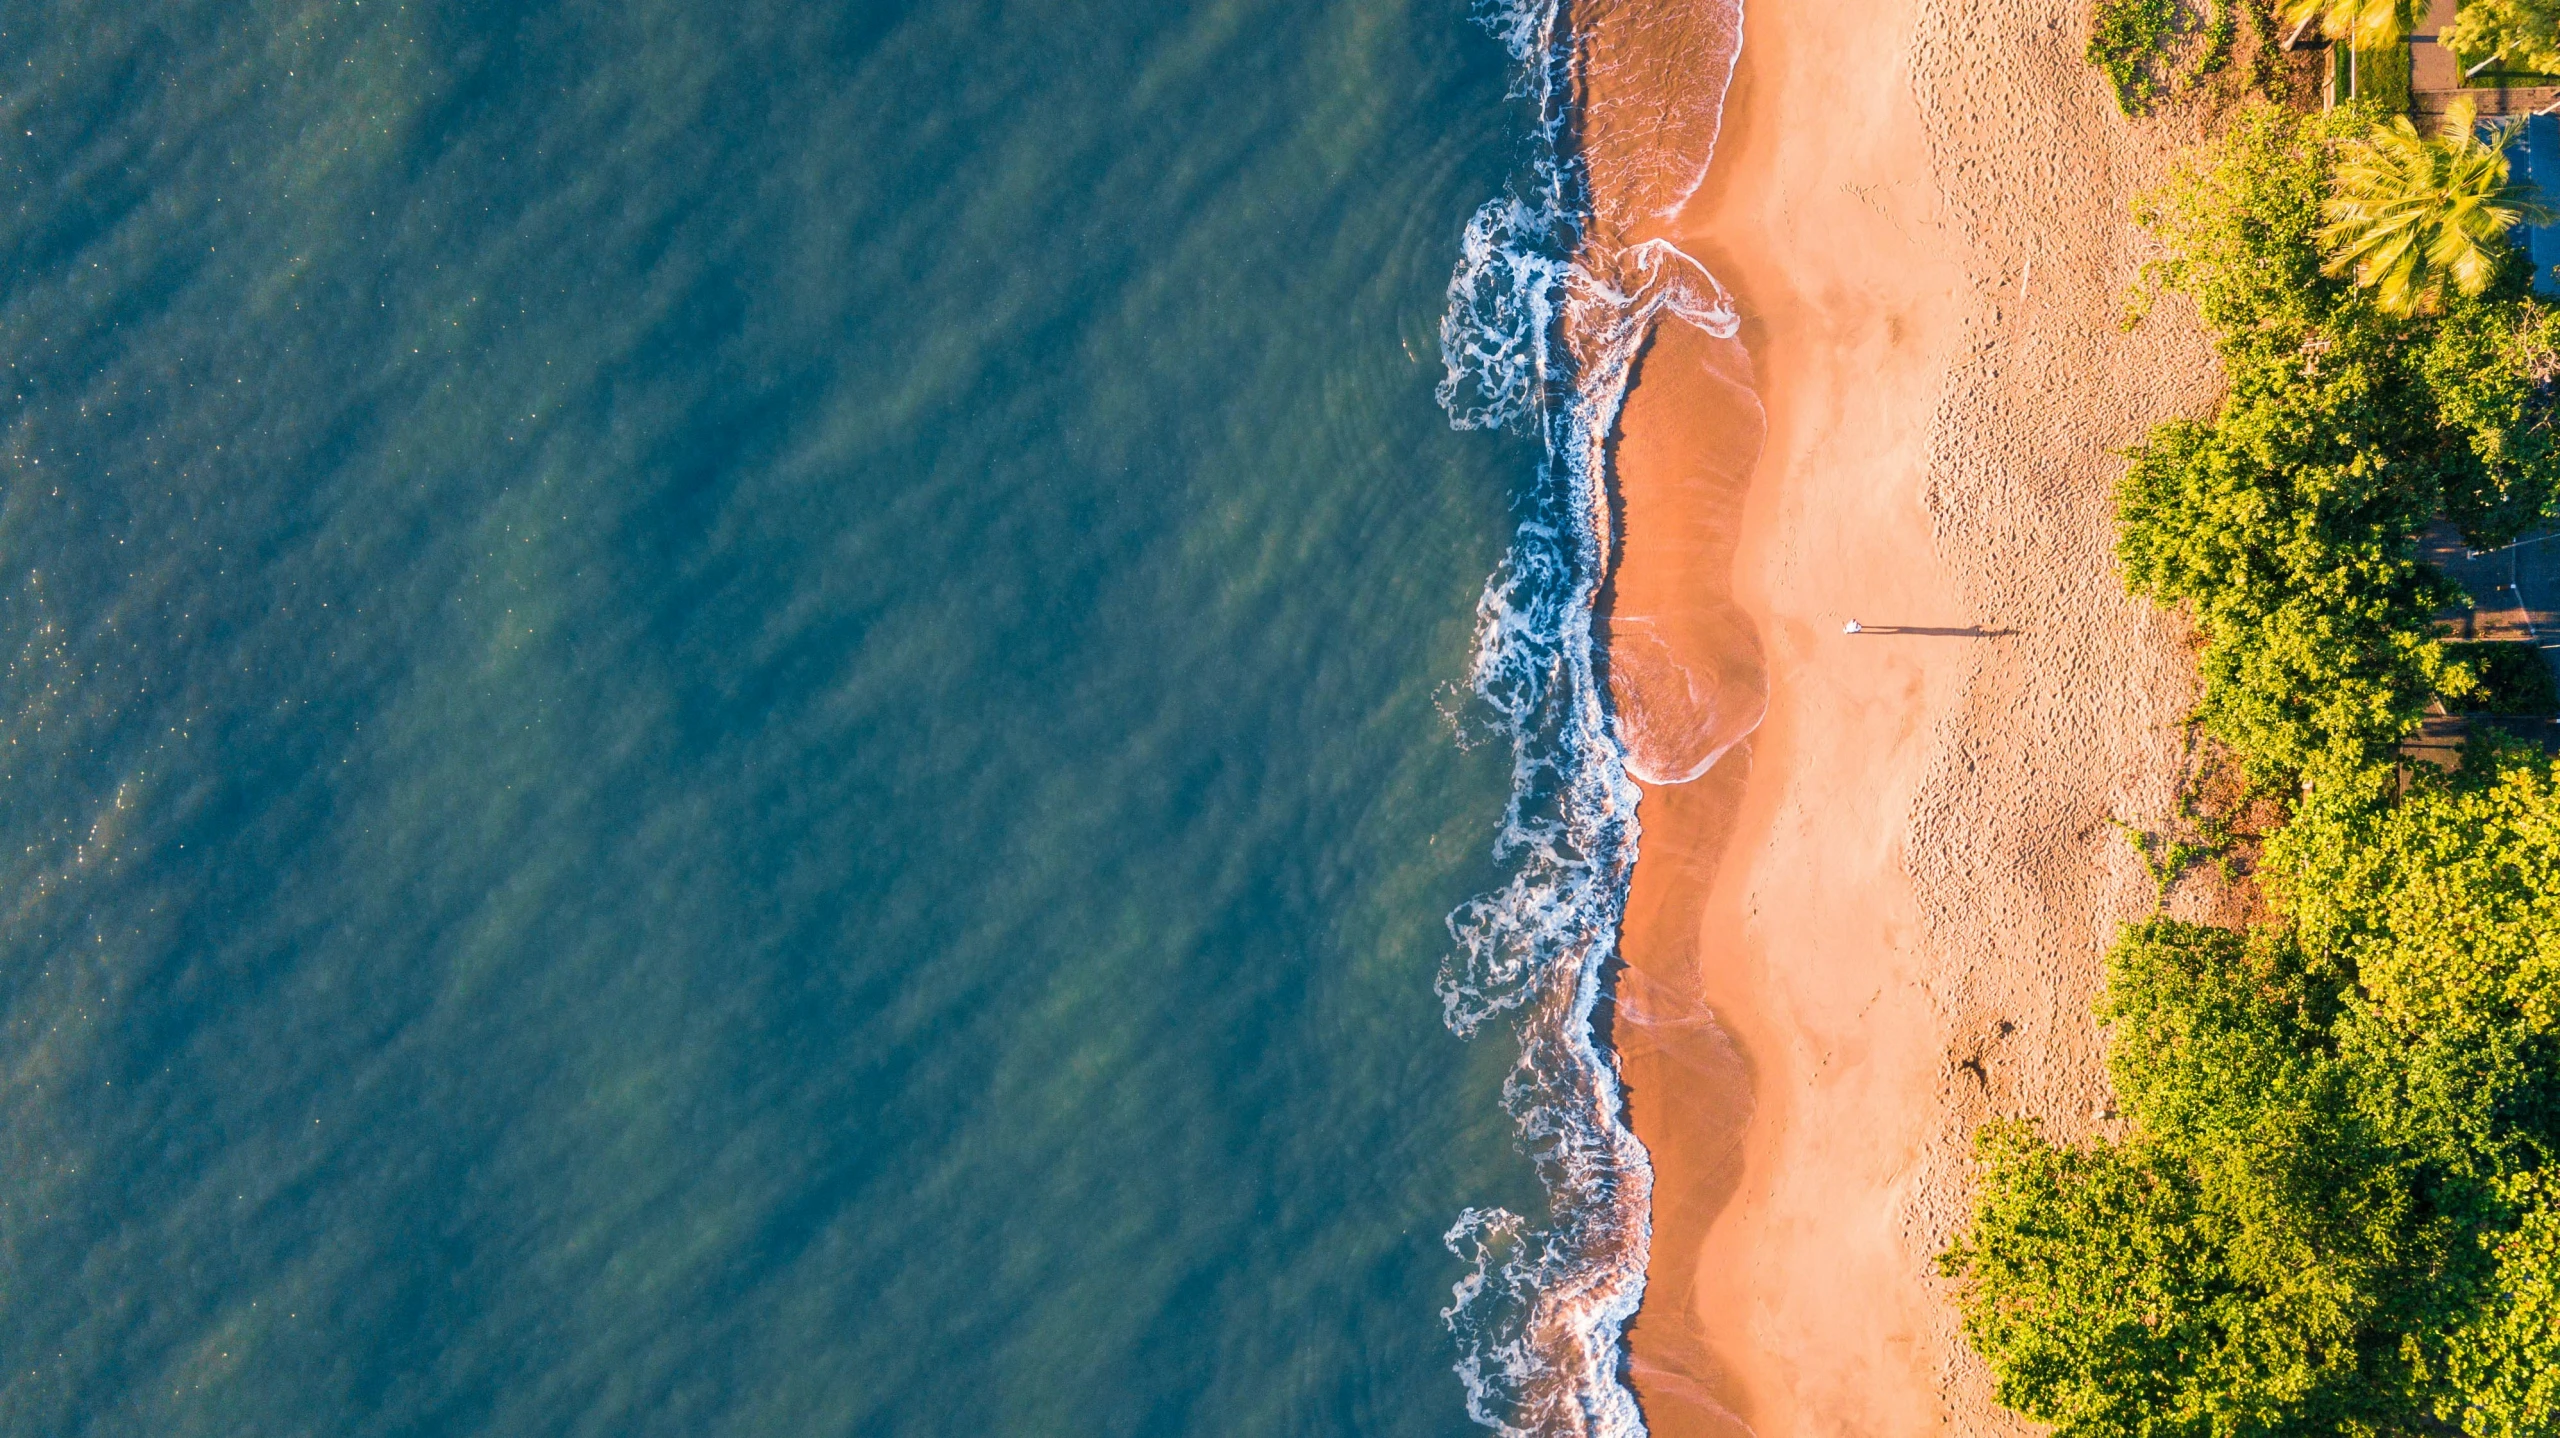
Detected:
left=2277, top=0, right=2426, bottom=48
left=2319, top=97, right=2542, bottom=314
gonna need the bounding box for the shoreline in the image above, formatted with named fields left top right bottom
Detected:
left=1579, top=0, right=2232, bottom=1428
left=1602, top=0, right=1972, bottom=1417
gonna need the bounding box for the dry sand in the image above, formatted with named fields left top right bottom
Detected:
left=1576, top=0, right=2252, bottom=1431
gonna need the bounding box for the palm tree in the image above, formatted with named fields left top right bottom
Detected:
left=2320, top=98, right=2548, bottom=315
left=2279, top=0, right=2425, bottom=50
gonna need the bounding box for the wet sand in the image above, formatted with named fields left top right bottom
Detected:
left=1581, top=0, right=2236, bottom=1430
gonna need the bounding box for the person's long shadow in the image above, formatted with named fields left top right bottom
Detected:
left=1849, top=624, right=2018, bottom=637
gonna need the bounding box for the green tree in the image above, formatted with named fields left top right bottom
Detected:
left=1939, top=1125, right=2223, bottom=1437
left=2419, top=294, right=2560, bottom=545
left=1941, top=921, right=2458, bottom=1437
left=2268, top=746, right=2560, bottom=1177
left=2448, top=0, right=2560, bottom=80
left=1949, top=749, right=2560, bottom=1433
left=2116, top=403, right=2468, bottom=786
left=2439, top=1173, right=2560, bottom=1438
left=2322, top=99, right=2544, bottom=318
left=2112, top=103, right=2560, bottom=783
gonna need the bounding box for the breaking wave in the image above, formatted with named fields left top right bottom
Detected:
left=1434, top=0, right=1746, bottom=1433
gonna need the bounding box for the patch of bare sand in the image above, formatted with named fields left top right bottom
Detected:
left=1579, top=0, right=2248, bottom=1431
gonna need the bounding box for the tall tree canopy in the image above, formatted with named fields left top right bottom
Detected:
left=1945, top=751, right=2560, bottom=1437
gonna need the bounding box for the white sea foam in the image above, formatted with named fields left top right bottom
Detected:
left=1435, top=0, right=1747, bottom=1432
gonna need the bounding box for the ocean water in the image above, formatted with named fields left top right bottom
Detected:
left=0, top=1, right=1622, bottom=1432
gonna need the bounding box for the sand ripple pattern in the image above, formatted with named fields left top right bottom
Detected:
left=1433, top=1, right=1744, bottom=1433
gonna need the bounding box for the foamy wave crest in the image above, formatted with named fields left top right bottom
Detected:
left=1439, top=198, right=1565, bottom=434
left=1434, top=0, right=1743, bottom=1433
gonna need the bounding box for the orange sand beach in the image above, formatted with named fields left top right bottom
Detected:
left=1576, top=0, right=2242, bottom=1431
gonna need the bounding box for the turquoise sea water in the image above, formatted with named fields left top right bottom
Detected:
left=0, top=2, right=1598, bottom=1431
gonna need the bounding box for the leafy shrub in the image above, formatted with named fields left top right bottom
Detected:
left=2089, top=0, right=2184, bottom=113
